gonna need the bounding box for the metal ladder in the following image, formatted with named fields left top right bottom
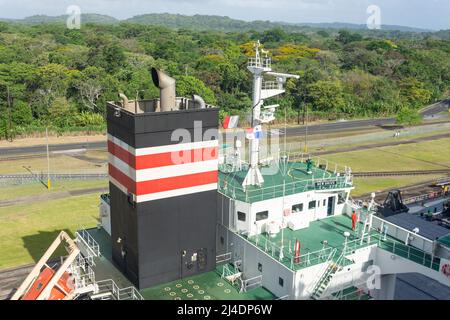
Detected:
left=310, top=250, right=344, bottom=300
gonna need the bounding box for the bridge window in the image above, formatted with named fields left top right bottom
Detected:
left=308, top=201, right=316, bottom=210
left=292, top=203, right=303, bottom=213
left=256, top=211, right=269, bottom=221
left=338, top=192, right=347, bottom=204
left=237, top=211, right=246, bottom=222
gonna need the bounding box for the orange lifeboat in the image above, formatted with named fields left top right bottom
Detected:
left=21, top=267, right=75, bottom=300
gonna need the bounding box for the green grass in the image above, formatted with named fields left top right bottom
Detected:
left=285, top=128, right=450, bottom=155
left=0, top=179, right=108, bottom=201
left=351, top=175, right=444, bottom=197
left=323, top=138, right=450, bottom=172
left=0, top=193, right=99, bottom=270
left=0, top=153, right=106, bottom=174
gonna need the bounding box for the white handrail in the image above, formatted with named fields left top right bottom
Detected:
left=76, top=229, right=100, bottom=257
left=372, top=215, right=434, bottom=244
left=95, top=279, right=143, bottom=300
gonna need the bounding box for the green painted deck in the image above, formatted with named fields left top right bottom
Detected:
left=218, top=161, right=352, bottom=203
left=244, top=215, right=367, bottom=270
left=243, top=214, right=441, bottom=272
left=140, top=270, right=275, bottom=300
left=437, top=234, right=450, bottom=248
left=86, top=228, right=276, bottom=300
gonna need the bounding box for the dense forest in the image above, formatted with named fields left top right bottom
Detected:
left=0, top=16, right=449, bottom=138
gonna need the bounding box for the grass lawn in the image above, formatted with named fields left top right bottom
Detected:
left=0, top=179, right=108, bottom=201
left=322, top=138, right=450, bottom=172
left=284, top=129, right=450, bottom=155
left=84, top=150, right=108, bottom=160
left=0, top=193, right=100, bottom=270
left=0, top=153, right=106, bottom=174
left=351, top=175, right=444, bottom=197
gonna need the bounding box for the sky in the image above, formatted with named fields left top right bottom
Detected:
left=0, top=0, right=449, bottom=30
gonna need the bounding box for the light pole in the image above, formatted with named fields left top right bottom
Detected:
left=7, top=86, right=13, bottom=142
left=304, top=103, right=308, bottom=153
left=46, top=127, right=51, bottom=190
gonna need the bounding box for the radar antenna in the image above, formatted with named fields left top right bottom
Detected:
left=242, top=41, right=299, bottom=189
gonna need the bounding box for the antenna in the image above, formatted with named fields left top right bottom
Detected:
left=242, top=40, right=299, bottom=189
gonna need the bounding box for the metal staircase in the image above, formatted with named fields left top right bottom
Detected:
left=310, top=250, right=344, bottom=300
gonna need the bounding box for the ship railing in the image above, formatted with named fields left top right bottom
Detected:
left=73, top=265, right=96, bottom=290
left=248, top=57, right=271, bottom=69
left=275, top=294, right=290, bottom=300
left=372, top=233, right=440, bottom=271
left=403, top=190, right=445, bottom=205
left=216, top=252, right=232, bottom=265
left=246, top=233, right=337, bottom=271
left=342, top=233, right=378, bottom=256
left=371, top=215, right=434, bottom=253
left=239, top=275, right=263, bottom=293
left=288, top=152, right=351, bottom=176
left=76, top=229, right=100, bottom=257
left=295, top=247, right=336, bottom=270
left=262, top=81, right=280, bottom=90
left=218, top=175, right=351, bottom=203
left=95, top=279, right=143, bottom=300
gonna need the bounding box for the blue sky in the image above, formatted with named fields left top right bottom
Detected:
left=0, top=0, right=449, bottom=30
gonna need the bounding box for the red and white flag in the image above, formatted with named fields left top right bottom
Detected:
left=223, top=115, right=239, bottom=129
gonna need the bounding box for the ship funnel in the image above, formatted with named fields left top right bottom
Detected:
left=151, top=68, right=176, bottom=112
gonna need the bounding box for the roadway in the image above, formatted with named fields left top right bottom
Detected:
left=0, top=99, right=448, bottom=157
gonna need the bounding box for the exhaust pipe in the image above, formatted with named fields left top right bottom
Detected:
left=151, top=68, right=176, bottom=112
left=192, top=94, right=206, bottom=109
left=118, top=93, right=128, bottom=108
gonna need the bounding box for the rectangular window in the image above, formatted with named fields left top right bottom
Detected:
left=338, top=192, right=347, bottom=204
left=237, top=211, right=246, bottom=222
left=256, top=210, right=269, bottom=221
left=279, top=277, right=284, bottom=287
left=317, top=200, right=320, bottom=207
left=258, top=263, right=263, bottom=272
left=292, top=203, right=303, bottom=213
left=308, top=201, right=316, bottom=210
left=323, top=199, right=326, bottom=206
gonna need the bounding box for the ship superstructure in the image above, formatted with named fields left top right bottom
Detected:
left=10, top=42, right=450, bottom=301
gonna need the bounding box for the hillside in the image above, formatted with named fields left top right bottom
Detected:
left=0, top=17, right=449, bottom=139
left=0, top=14, right=119, bottom=25
left=0, top=13, right=431, bottom=33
